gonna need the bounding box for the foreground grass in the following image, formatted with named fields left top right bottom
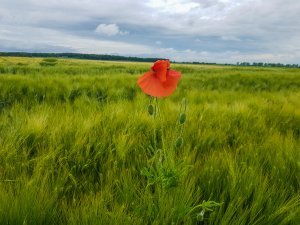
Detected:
left=0, top=57, right=300, bottom=224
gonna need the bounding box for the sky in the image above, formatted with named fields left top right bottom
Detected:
left=0, top=0, right=300, bottom=64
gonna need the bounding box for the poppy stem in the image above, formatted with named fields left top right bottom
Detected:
left=151, top=97, right=158, bottom=151
left=155, top=97, right=168, bottom=163
left=154, top=97, right=158, bottom=118
left=149, top=96, right=153, bottom=104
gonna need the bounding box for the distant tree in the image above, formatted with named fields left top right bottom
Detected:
left=0, top=52, right=163, bottom=63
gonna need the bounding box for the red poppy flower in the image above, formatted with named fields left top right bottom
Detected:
left=137, top=60, right=181, bottom=97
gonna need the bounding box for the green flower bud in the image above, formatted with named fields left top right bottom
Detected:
left=148, top=104, right=154, bottom=115
left=179, top=113, right=186, bottom=124
left=175, top=137, right=184, bottom=148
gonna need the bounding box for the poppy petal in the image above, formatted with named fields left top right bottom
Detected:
left=151, top=60, right=169, bottom=83
left=137, top=71, right=165, bottom=97
left=161, top=70, right=181, bottom=95
left=137, top=69, right=181, bottom=97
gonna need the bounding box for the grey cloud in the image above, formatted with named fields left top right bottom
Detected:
left=0, top=0, right=300, bottom=63
left=0, top=38, right=74, bottom=53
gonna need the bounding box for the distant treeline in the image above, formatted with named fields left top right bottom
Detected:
left=0, top=52, right=163, bottom=63
left=0, top=52, right=299, bottom=68
left=181, top=61, right=300, bottom=68
left=236, top=62, right=299, bottom=68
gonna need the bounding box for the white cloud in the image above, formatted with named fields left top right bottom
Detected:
left=95, top=23, right=127, bottom=36
left=147, top=0, right=200, bottom=14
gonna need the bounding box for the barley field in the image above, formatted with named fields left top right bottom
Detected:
left=0, top=57, right=299, bottom=225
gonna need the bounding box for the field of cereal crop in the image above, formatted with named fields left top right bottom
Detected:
left=0, top=56, right=299, bottom=224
